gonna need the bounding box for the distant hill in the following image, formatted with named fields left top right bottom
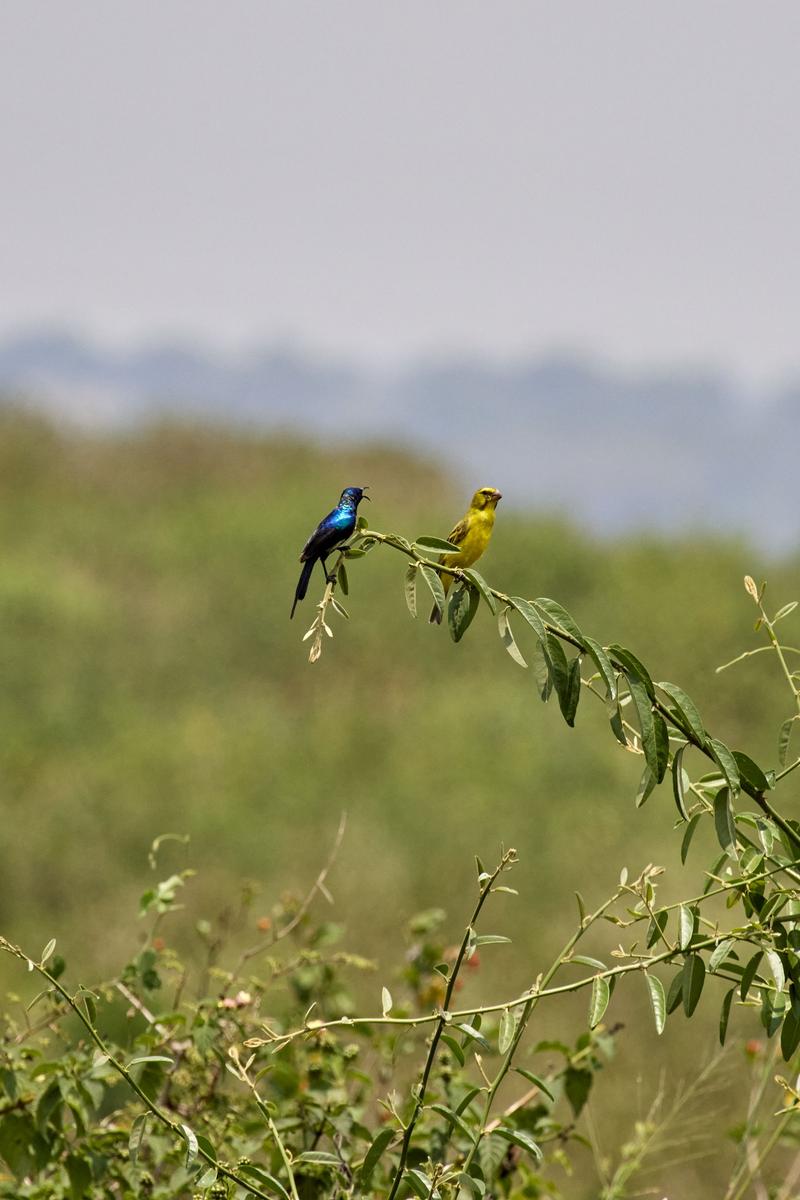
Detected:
left=1, top=328, right=798, bottom=549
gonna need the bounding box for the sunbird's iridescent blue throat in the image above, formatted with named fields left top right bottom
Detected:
left=290, top=486, right=370, bottom=618
left=429, top=486, right=502, bottom=624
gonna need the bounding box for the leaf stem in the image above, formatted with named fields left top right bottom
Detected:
left=385, top=849, right=518, bottom=1200
left=461, top=888, right=622, bottom=1173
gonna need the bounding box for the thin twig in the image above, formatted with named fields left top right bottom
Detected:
left=222, top=812, right=347, bottom=993
left=385, top=848, right=518, bottom=1200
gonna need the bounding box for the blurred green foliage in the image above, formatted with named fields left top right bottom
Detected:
left=1, top=407, right=799, bottom=1195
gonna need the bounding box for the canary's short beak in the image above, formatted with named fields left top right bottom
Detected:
left=492, top=489, right=502, bottom=501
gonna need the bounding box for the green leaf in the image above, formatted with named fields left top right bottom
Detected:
left=559, top=655, right=582, bottom=727
left=473, top=933, right=512, bottom=946
left=456, top=1172, right=485, bottom=1199
left=583, top=635, right=617, bottom=700
left=498, top=607, right=527, bottom=668
left=635, top=764, right=656, bottom=808
left=128, top=1113, right=149, bottom=1166
left=534, top=597, right=585, bottom=646
left=455, top=1087, right=482, bottom=1116
left=294, top=1150, right=342, bottom=1166
left=415, top=536, right=463, bottom=554
left=609, top=643, right=655, bottom=700
left=682, top=954, right=706, bottom=1017
left=678, top=905, right=695, bottom=950
left=766, top=949, right=786, bottom=993
left=608, top=698, right=628, bottom=747
left=494, top=1126, right=543, bottom=1160
left=680, top=811, right=702, bottom=863
left=39, top=939, right=56, bottom=967
left=337, top=562, right=349, bottom=595
left=589, top=975, right=610, bottom=1028
left=404, top=563, right=418, bottom=619
left=448, top=582, right=480, bottom=643
left=778, top=717, right=797, bottom=767
left=709, top=938, right=735, bottom=974
left=195, top=1133, right=217, bottom=1163
left=732, top=750, right=772, bottom=793
left=653, top=711, right=670, bottom=783
left=564, top=1066, right=593, bottom=1116
left=531, top=639, right=553, bottom=702
left=719, top=987, right=735, bottom=1045
left=570, top=955, right=607, bottom=970
left=627, top=677, right=658, bottom=779
left=773, top=601, right=798, bottom=623
left=429, top=1103, right=473, bottom=1139
left=645, top=972, right=666, bottom=1035
left=656, top=681, right=707, bottom=745
left=782, top=1005, right=800, bottom=1061
left=498, top=1009, right=516, bottom=1054
left=672, top=745, right=690, bottom=822
left=419, top=565, right=446, bottom=620
left=381, top=986, right=392, bottom=1016
left=128, top=1055, right=174, bottom=1068
left=0, top=1114, right=36, bottom=1179
left=763, top=989, right=787, bottom=1039
left=464, top=568, right=497, bottom=614
left=330, top=596, right=349, bottom=620
left=455, top=1023, right=491, bottom=1051
left=544, top=631, right=570, bottom=706
left=756, top=817, right=777, bottom=855
left=740, top=951, right=763, bottom=1001
left=713, top=788, right=738, bottom=858
left=181, top=1123, right=198, bottom=1168
left=240, top=1164, right=292, bottom=1200
left=509, top=596, right=549, bottom=646
left=709, top=738, right=741, bottom=795
left=513, top=1068, right=555, bottom=1103
left=65, top=1154, right=92, bottom=1200
left=440, top=1034, right=465, bottom=1067
left=406, top=1167, right=437, bottom=1197
left=646, top=909, right=668, bottom=948
left=666, top=971, right=684, bottom=1014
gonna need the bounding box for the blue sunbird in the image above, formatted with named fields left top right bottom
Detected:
left=290, top=486, right=370, bottom=618
left=429, top=486, right=502, bottom=623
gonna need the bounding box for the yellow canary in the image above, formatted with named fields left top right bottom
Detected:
left=429, top=486, right=502, bottom=624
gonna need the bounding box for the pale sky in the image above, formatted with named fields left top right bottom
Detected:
left=2, top=2, right=799, bottom=383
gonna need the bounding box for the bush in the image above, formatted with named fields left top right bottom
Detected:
left=3, top=522, right=800, bottom=1198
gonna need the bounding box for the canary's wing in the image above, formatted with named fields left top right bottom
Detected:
left=446, top=514, right=471, bottom=548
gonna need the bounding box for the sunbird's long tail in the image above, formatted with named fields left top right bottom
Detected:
left=291, top=557, right=316, bottom=619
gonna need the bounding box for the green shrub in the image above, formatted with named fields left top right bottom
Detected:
left=3, top=523, right=800, bottom=1198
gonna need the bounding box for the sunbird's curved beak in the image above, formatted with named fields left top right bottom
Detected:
left=362, top=487, right=371, bottom=501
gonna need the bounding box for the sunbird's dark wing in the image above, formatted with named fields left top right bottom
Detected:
left=291, top=503, right=357, bottom=618
left=300, top=508, right=354, bottom=561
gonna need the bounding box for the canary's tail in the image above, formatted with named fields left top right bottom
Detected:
left=290, top=557, right=315, bottom=619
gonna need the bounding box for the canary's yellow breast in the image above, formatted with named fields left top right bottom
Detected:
left=440, top=507, right=496, bottom=592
